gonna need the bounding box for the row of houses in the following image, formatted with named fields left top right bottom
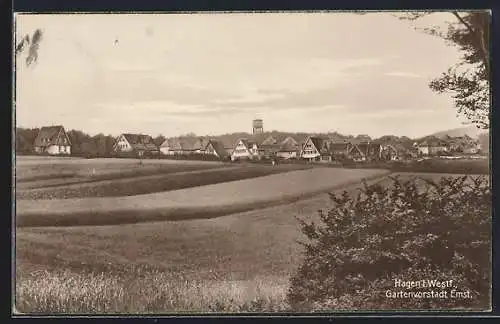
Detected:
left=27, top=124, right=482, bottom=162
left=415, top=135, right=481, bottom=155
left=27, top=125, right=404, bottom=162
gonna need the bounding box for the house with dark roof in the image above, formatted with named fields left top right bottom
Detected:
left=330, top=139, right=381, bottom=162
left=416, top=136, right=448, bottom=156
left=347, top=143, right=367, bottom=162
left=276, top=136, right=302, bottom=159
left=204, top=139, right=230, bottom=160
left=159, top=138, right=183, bottom=155
left=231, top=138, right=260, bottom=161
left=257, top=137, right=281, bottom=159
left=113, top=133, right=159, bottom=157
left=445, top=135, right=481, bottom=154
left=300, top=136, right=328, bottom=162
left=159, top=137, right=208, bottom=155
left=356, top=142, right=382, bottom=161
left=329, top=142, right=351, bottom=158
left=32, top=125, right=72, bottom=155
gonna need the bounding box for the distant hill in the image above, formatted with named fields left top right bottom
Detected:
left=428, top=126, right=488, bottom=140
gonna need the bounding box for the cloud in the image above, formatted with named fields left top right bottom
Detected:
left=385, top=71, right=423, bottom=78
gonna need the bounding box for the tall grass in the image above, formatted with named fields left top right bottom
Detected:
left=15, top=269, right=290, bottom=314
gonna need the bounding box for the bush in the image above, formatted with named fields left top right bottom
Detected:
left=287, top=175, right=491, bottom=311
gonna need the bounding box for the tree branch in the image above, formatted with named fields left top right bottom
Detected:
left=452, top=11, right=489, bottom=68
left=452, top=12, right=475, bottom=35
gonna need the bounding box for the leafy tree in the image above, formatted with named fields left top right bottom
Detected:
left=105, top=135, right=117, bottom=154
left=93, top=133, right=108, bottom=156
left=15, top=128, right=39, bottom=153
left=398, top=11, right=490, bottom=129
left=288, top=175, right=490, bottom=311
left=153, top=135, right=166, bottom=147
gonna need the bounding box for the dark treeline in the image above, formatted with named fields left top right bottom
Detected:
left=15, top=128, right=165, bottom=157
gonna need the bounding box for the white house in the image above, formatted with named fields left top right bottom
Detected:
left=300, top=136, right=326, bottom=162
left=231, top=139, right=260, bottom=161
left=113, top=133, right=159, bottom=157
left=32, top=125, right=72, bottom=155
left=276, top=136, right=300, bottom=159
left=159, top=137, right=207, bottom=155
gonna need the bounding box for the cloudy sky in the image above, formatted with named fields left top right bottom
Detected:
left=15, top=12, right=469, bottom=138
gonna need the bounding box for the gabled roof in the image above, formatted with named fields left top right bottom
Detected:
left=161, top=137, right=207, bottom=151
left=357, top=142, right=381, bottom=156
left=160, top=138, right=182, bottom=150
left=292, top=133, right=310, bottom=145
left=304, top=136, right=328, bottom=152
left=238, top=138, right=258, bottom=150
left=261, top=135, right=279, bottom=145
left=328, top=134, right=349, bottom=143
left=417, top=135, right=446, bottom=147
left=329, top=142, right=350, bottom=151
left=262, top=134, right=296, bottom=145
left=348, top=144, right=365, bottom=156
left=123, top=133, right=154, bottom=145
left=206, top=139, right=229, bottom=158
left=179, top=137, right=206, bottom=150
left=215, top=133, right=251, bottom=149
left=33, top=126, right=70, bottom=147
left=278, top=139, right=299, bottom=152
left=122, top=133, right=158, bottom=151
left=277, top=136, right=301, bottom=152
left=281, top=136, right=298, bottom=145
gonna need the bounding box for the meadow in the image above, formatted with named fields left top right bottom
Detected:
left=15, top=157, right=228, bottom=186
left=14, top=156, right=489, bottom=313
left=16, top=164, right=312, bottom=200
left=16, top=165, right=389, bottom=227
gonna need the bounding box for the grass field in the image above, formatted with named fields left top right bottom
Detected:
left=15, top=157, right=228, bottom=186
left=16, top=164, right=312, bottom=200
left=15, top=167, right=479, bottom=313
left=16, top=168, right=390, bottom=227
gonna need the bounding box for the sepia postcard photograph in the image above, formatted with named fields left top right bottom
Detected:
left=13, top=11, right=491, bottom=314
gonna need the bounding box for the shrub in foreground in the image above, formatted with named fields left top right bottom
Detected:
left=287, top=175, right=491, bottom=311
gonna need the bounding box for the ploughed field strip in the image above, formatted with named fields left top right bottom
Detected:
left=16, top=159, right=227, bottom=189
left=15, top=165, right=228, bottom=190
left=16, top=168, right=391, bottom=227
left=16, top=164, right=310, bottom=200
left=16, top=166, right=237, bottom=198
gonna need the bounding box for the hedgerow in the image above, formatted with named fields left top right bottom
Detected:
left=287, top=175, right=491, bottom=311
